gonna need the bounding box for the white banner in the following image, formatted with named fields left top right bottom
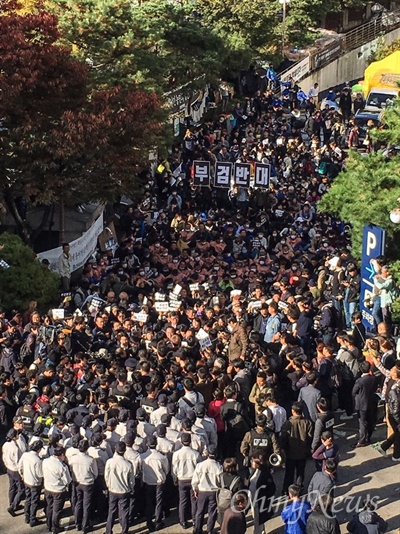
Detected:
left=280, top=56, right=310, bottom=83
left=38, top=212, right=104, bottom=273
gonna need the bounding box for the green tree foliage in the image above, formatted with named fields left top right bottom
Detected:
left=0, top=233, right=60, bottom=312
left=195, top=0, right=366, bottom=66
left=52, top=0, right=226, bottom=93
left=318, top=100, right=400, bottom=258
left=368, top=36, right=400, bottom=64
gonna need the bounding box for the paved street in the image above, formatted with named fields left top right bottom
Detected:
left=0, top=413, right=399, bottom=534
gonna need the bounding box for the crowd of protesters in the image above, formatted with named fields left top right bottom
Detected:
left=0, top=78, right=399, bottom=534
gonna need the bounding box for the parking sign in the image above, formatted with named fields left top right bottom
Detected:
left=360, top=225, right=386, bottom=331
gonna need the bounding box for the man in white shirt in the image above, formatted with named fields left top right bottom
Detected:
left=105, top=441, right=135, bottom=534
left=141, top=435, right=169, bottom=532
left=18, top=439, right=43, bottom=526
left=3, top=428, right=24, bottom=516
left=68, top=439, right=98, bottom=533
left=192, top=445, right=222, bottom=534
left=172, top=433, right=201, bottom=529
left=42, top=446, right=72, bottom=534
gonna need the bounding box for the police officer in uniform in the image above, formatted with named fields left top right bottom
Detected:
left=104, top=441, right=135, bottom=534
left=68, top=439, right=98, bottom=533
left=240, top=413, right=281, bottom=467
left=192, top=445, right=223, bottom=534
left=141, top=435, right=169, bottom=532
left=172, top=433, right=201, bottom=530
left=18, top=439, right=43, bottom=526
left=2, top=428, right=24, bottom=516
left=42, top=446, right=72, bottom=534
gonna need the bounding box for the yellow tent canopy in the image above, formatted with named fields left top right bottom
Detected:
left=363, top=51, right=400, bottom=96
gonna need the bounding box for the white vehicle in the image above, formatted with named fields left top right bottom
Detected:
left=364, top=88, right=399, bottom=112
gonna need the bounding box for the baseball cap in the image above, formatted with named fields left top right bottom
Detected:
left=147, top=435, right=157, bottom=448
left=156, top=424, right=167, bottom=437
left=208, top=445, right=217, bottom=457
left=136, top=408, right=146, bottom=420
left=181, top=433, right=191, bottom=445
left=158, top=394, right=168, bottom=406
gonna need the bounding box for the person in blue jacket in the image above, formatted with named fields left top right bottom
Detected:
left=281, top=483, right=312, bottom=534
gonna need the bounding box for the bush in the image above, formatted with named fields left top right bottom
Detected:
left=0, top=232, right=60, bottom=313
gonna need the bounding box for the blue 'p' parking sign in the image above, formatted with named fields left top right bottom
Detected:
left=360, top=225, right=386, bottom=331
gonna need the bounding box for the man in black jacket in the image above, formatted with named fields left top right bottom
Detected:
left=281, top=402, right=313, bottom=495
left=311, top=398, right=335, bottom=454
left=352, top=361, right=378, bottom=448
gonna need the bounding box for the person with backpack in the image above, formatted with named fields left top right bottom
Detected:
left=318, top=299, right=341, bottom=346
left=336, top=333, right=364, bottom=420
left=216, top=457, right=244, bottom=525
left=220, top=385, right=251, bottom=458
left=178, top=377, right=205, bottom=420
left=240, top=413, right=280, bottom=468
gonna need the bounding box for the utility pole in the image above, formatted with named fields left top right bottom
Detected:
left=280, top=0, right=290, bottom=58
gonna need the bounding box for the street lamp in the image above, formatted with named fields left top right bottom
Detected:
left=279, top=0, right=291, bottom=58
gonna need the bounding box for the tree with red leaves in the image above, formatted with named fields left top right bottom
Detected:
left=0, top=1, right=163, bottom=243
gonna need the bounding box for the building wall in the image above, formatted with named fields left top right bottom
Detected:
left=300, top=26, right=400, bottom=94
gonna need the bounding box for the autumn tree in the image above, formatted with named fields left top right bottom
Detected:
left=0, top=1, right=163, bottom=244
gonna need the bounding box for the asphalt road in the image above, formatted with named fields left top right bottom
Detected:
left=0, top=412, right=399, bottom=534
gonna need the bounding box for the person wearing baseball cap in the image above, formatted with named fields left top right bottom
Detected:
left=150, top=393, right=169, bottom=427
left=140, top=434, right=169, bottom=532
left=42, top=447, right=72, bottom=534
left=18, top=439, right=44, bottom=526
left=3, top=428, right=24, bottom=516
left=104, top=441, right=135, bottom=534
left=191, top=444, right=223, bottom=534
left=172, top=432, right=201, bottom=529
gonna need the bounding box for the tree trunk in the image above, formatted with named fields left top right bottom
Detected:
left=30, top=205, right=52, bottom=245
left=4, top=191, right=32, bottom=245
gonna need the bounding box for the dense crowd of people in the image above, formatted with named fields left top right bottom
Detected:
left=0, top=80, right=399, bottom=534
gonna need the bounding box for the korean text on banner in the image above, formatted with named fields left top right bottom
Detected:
left=37, top=213, right=104, bottom=273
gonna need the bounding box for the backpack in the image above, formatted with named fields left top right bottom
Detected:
left=20, top=341, right=32, bottom=364
left=329, top=359, right=343, bottom=389
left=327, top=305, right=343, bottom=331
left=335, top=358, right=354, bottom=383
left=225, top=401, right=250, bottom=434
left=216, top=475, right=240, bottom=512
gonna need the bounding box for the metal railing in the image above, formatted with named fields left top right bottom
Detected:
left=342, top=10, right=400, bottom=52
left=278, top=9, right=400, bottom=83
